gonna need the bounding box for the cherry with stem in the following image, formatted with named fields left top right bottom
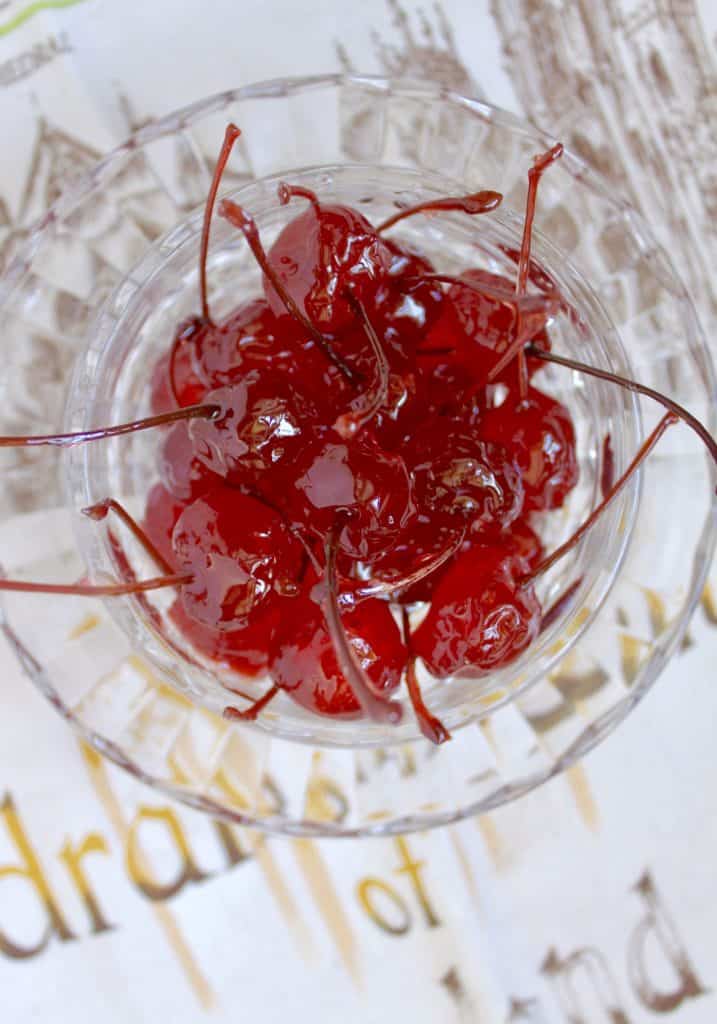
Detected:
left=401, top=607, right=451, bottom=744
left=218, top=197, right=358, bottom=385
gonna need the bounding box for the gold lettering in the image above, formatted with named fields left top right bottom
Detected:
left=356, top=878, right=410, bottom=935
left=540, top=947, right=631, bottom=1023
left=126, top=805, right=210, bottom=901
left=0, top=793, right=76, bottom=958
left=628, top=871, right=707, bottom=1013
left=393, top=837, right=440, bottom=928
left=58, top=833, right=114, bottom=934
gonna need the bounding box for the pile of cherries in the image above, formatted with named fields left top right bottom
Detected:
left=141, top=127, right=579, bottom=740
left=4, top=125, right=714, bottom=744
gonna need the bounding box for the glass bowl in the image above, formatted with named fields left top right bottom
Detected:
left=0, top=75, right=714, bottom=836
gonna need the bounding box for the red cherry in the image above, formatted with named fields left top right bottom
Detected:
left=167, top=317, right=212, bottom=407
left=144, top=483, right=186, bottom=568
left=289, top=432, right=415, bottom=562
left=410, top=427, right=524, bottom=533
left=480, top=387, right=578, bottom=510
left=193, top=298, right=302, bottom=389
left=504, top=517, right=544, bottom=572
left=149, top=354, right=175, bottom=415
left=413, top=546, right=541, bottom=677
left=265, top=203, right=393, bottom=333
left=188, top=373, right=307, bottom=487
left=270, top=593, right=405, bottom=718
left=169, top=595, right=279, bottom=678
left=371, top=512, right=464, bottom=604
left=159, top=423, right=220, bottom=501
left=447, top=269, right=553, bottom=385
left=171, top=487, right=302, bottom=631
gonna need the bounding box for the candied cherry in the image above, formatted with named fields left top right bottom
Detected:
left=288, top=431, right=416, bottom=562
left=159, top=422, right=220, bottom=502
left=144, top=483, right=186, bottom=568
left=188, top=371, right=307, bottom=487
left=480, top=386, right=578, bottom=511
left=270, top=592, right=405, bottom=718
left=265, top=199, right=393, bottom=333
left=409, top=425, right=524, bottom=533
left=449, top=268, right=552, bottom=376
left=370, top=511, right=464, bottom=604
left=172, top=487, right=302, bottom=631
left=413, top=545, right=541, bottom=677
left=169, top=595, right=280, bottom=678
left=192, top=298, right=303, bottom=390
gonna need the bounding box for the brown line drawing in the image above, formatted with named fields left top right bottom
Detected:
left=78, top=742, right=216, bottom=1011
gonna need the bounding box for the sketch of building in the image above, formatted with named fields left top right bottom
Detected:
left=491, top=0, right=717, bottom=325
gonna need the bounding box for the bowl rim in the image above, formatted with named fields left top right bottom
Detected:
left=1, top=72, right=715, bottom=836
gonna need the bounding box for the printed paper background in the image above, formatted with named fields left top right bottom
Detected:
left=0, top=2, right=715, bottom=1021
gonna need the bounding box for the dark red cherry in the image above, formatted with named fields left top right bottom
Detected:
left=371, top=512, right=463, bottom=604
left=193, top=298, right=302, bottom=389
left=270, top=593, right=405, bottom=718
left=159, top=423, right=220, bottom=501
left=149, top=354, right=175, bottom=415
left=410, top=428, right=524, bottom=533
left=188, top=373, right=306, bottom=487
left=169, top=595, right=280, bottom=678
left=413, top=546, right=541, bottom=677
left=167, top=317, right=212, bottom=407
left=265, top=203, right=393, bottom=333
left=504, top=517, right=544, bottom=573
left=289, top=432, right=415, bottom=562
left=171, top=487, right=302, bottom=631
left=144, top=483, right=186, bottom=568
left=480, top=387, right=578, bottom=510
left=373, top=280, right=445, bottom=362
left=448, top=269, right=553, bottom=384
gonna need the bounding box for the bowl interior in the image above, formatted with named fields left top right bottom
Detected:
left=66, top=162, right=639, bottom=747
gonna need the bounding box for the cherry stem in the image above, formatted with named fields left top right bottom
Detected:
left=333, top=296, right=389, bottom=439
left=277, top=182, right=321, bottom=215
left=376, top=190, right=502, bottom=233
left=0, top=573, right=191, bottom=597
left=401, top=608, right=450, bottom=744
left=522, top=412, right=677, bottom=584
left=601, top=434, right=615, bottom=499
left=223, top=683, right=280, bottom=722
left=199, top=123, right=242, bottom=324
left=525, top=344, right=717, bottom=477
left=539, top=576, right=583, bottom=633
left=82, top=498, right=174, bottom=575
left=0, top=402, right=218, bottom=449
left=218, top=198, right=358, bottom=385
left=323, top=523, right=402, bottom=725
left=516, top=143, right=564, bottom=398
